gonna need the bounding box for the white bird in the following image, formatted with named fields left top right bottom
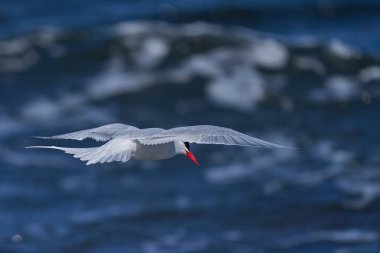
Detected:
left=27, top=124, right=290, bottom=166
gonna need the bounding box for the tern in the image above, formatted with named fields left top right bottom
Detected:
left=27, top=124, right=290, bottom=166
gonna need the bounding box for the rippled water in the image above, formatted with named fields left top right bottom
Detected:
left=1, top=1, right=380, bottom=253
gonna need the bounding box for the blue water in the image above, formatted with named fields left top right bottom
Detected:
left=1, top=1, right=380, bottom=252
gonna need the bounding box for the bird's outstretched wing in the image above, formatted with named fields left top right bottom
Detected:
left=139, top=125, right=289, bottom=148
left=26, top=137, right=137, bottom=165
left=35, top=123, right=139, bottom=142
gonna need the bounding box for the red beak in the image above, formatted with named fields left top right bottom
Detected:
left=185, top=150, right=199, bottom=166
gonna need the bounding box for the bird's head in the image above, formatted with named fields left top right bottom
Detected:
left=175, top=141, right=199, bottom=166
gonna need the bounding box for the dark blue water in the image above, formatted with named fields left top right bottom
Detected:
left=1, top=1, right=380, bottom=252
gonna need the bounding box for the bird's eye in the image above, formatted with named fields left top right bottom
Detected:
left=184, top=142, right=190, bottom=150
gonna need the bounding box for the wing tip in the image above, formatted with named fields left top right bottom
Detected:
left=31, top=136, right=50, bottom=139
left=25, top=145, right=58, bottom=149
left=31, top=135, right=64, bottom=140
left=266, top=143, right=298, bottom=149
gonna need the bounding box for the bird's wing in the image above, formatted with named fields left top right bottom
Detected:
left=35, top=123, right=139, bottom=142
left=139, top=125, right=288, bottom=148
left=26, top=137, right=137, bottom=165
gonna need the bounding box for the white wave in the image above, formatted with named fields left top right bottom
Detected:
left=248, top=39, right=289, bottom=69
left=85, top=42, right=274, bottom=112
left=20, top=92, right=114, bottom=126
left=106, top=23, right=380, bottom=109
left=206, top=138, right=359, bottom=192
left=328, top=39, right=362, bottom=60
left=206, top=134, right=298, bottom=184
left=359, top=66, right=380, bottom=82
left=133, top=37, right=169, bottom=69
left=325, top=76, right=359, bottom=100
left=87, top=54, right=155, bottom=97
left=15, top=21, right=379, bottom=121
left=280, top=230, right=378, bottom=248
left=336, top=179, right=380, bottom=209
left=113, top=21, right=224, bottom=38
left=95, top=22, right=287, bottom=111
left=309, top=76, right=359, bottom=102
left=113, top=21, right=152, bottom=36
left=206, top=66, right=265, bottom=111
left=0, top=27, right=65, bottom=72
left=180, top=50, right=225, bottom=78
left=0, top=37, right=30, bottom=55
left=11, top=234, right=23, bottom=243
left=294, top=56, right=325, bottom=74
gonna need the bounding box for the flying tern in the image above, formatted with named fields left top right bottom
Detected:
left=27, top=124, right=290, bottom=166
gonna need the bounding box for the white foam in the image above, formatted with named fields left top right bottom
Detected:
left=294, top=56, right=325, bottom=74
left=328, top=39, right=362, bottom=59
left=134, top=37, right=169, bottom=69
left=206, top=135, right=298, bottom=184
left=112, top=21, right=153, bottom=36
left=313, top=141, right=354, bottom=165
left=13, top=22, right=291, bottom=112
left=0, top=27, right=66, bottom=72
left=205, top=137, right=360, bottom=192
left=183, top=51, right=225, bottom=78
left=280, top=230, right=378, bottom=248
left=359, top=66, right=380, bottom=82
left=0, top=36, right=41, bottom=72
left=0, top=38, right=30, bottom=55
left=87, top=55, right=154, bottom=98
left=310, top=76, right=359, bottom=102
left=206, top=66, right=265, bottom=111
left=21, top=94, right=114, bottom=126
left=326, top=76, right=359, bottom=100
left=336, top=179, right=380, bottom=209
left=206, top=163, right=254, bottom=184
left=11, top=234, right=23, bottom=243
left=249, top=39, right=289, bottom=69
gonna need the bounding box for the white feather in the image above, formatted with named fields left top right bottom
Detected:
left=27, top=137, right=137, bottom=165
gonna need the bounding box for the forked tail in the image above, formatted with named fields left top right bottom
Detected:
left=26, top=138, right=135, bottom=165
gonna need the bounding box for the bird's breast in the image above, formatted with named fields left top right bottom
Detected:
left=133, top=142, right=176, bottom=160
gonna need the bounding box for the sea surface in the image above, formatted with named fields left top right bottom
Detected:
left=1, top=1, right=380, bottom=252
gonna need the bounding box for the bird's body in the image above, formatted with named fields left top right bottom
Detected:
left=27, top=124, right=290, bottom=166
left=134, top=141, right=178, bottom=160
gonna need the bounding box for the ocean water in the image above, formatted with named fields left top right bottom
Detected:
left=1, top=1, right=380, bottom=253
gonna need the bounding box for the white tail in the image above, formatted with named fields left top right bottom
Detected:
left=26, top=138, right=136, bottom=165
